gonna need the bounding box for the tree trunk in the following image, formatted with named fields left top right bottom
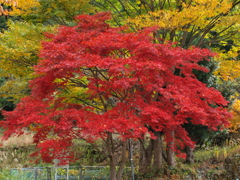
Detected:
left=116, top=140, right=127, bottom=180
left=109, top=155, right=117, bottom=180
left=138, top=138, right=153, bottom=175
left=153, top=132, right=163, bottom=174
left=106, top=133, right=127, bottom=180
left=106, top=132, right=117, bottom=180
left=185, top=145, right=194, bottom=164
left=166, top=130, right=176, bottom=167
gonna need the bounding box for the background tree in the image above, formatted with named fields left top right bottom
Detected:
left=0, top=0, right=33, bottom=117
left=0, top=0, right=94, bottom=104
left=0, top=0, right=38, bottom=18
left=0, top=0, right=95, bottom=26
left=92, top=0, right=239, bottom=47
left=1, top=13, right=231, bottom=179
left=0, top=21, right=56, bottom=103
left=0, top=76, right=15, bottom=120
left=229, top=99, right=240, bottom=131
left=19, top=0, right=95, bottom=26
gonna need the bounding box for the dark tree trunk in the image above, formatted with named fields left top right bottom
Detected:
left=185, top=145, right=194, bottom=164
left=138, top=138, right=154, bottom=175
left=109, top=155, right=117, bottom=180
left=116, top=140, right=128, bottom=180
left=166, top=130, right=176, bottom=167
left=153, top=132, right=163, bottom=174
left=139, top=132, right=165, bottom=176
left=106, top=133, right=117, bottom=180
left=106, top=133, right=128, bottom=180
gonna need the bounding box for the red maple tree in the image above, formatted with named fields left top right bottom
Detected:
left=1, top=12, right=231, bottom=179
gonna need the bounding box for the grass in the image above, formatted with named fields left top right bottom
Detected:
left=0, top=130, right=240, bottom=179
left=0, top=130, right=37, bottom=169
left=0, top=169, right=29, bottom=180
left=0, top=131, right=34, bottom=148
left=175, top=139, right=240, bottom=180
left=194, top=139, right=240, bottom=163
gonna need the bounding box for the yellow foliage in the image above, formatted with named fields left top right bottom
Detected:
left=12, top=0, right=39, bottom=15
left=127, top=0, right=233, bottom=31
left=0, top=0, right=40, bottom=16
left=213, top=48, right=240, bottom=81
left=0, top=21, right=55, bottom=77
left=54, top=76, right=93, bottom=105
left=0, top=0, right=94, bottom=24
left=0, top=0, right=18, bottom=6
left=0, top=0, right=94, bottom=103
left=0, top=77, right=29, bottom=102
left=229, top=99, right=240, bottom=132
left=7, top=0, right=95, bottom=25
left=126, top=0, right=239, bottom=81
left=213, top=16, right=240, bottom=81
left=0, top=21, right=56, bottom=102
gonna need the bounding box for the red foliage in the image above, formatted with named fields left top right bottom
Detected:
left=1, top=12, right=231, bottom=163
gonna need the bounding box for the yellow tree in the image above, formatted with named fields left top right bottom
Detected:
left=0, top=21, right=56, bottom=103
left=210, top=3, right=239, bottom=93
left=0, top=0, right=38, bottom=15
left=0, top=0, right=94, bottom=103
left=229, top=99, right=240, bottom=132
left=124, top=0, right=239, bottom=47
left=1, top=0, right=95, bottom=25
